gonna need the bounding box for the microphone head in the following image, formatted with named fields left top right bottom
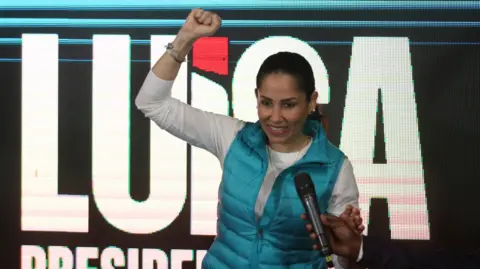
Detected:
left=294, top=172, right=316, bottom=197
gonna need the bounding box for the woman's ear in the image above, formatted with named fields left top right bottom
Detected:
left=309, top=91, right=319, bottom=111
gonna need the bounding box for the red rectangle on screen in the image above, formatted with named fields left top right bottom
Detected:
left=193, top=37, right=228, bottom=75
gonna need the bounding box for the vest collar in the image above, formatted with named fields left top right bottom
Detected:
left=242, top=120, right=332, bottom=165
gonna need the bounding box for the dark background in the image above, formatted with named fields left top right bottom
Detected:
left=1, top=2, right=479, bottom=268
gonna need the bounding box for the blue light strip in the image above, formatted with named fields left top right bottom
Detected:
left=0, top=18, right=479, bottom=28
left=1, top=38, right=479, bottom=46
left=0, top=0, right=479, bottom=10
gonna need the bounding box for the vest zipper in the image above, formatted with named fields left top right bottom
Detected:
left=249, top=226, right=263, bottom=268
left=250, top=158, right=269, bottom=268
left=249, top=165, right=296, bottom=268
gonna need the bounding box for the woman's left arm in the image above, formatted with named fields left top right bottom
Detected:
left=327, top=157, right=359, bottom=216
left=327, top=157, right=361, bottom=269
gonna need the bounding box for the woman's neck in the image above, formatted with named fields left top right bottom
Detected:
left=269, top=134, right=311, bottom=153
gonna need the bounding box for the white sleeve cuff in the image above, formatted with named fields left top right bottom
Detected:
left=356, top=237, right=364, bottom=262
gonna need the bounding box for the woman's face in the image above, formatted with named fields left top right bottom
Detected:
left=256, top=73, right=317, bottom=150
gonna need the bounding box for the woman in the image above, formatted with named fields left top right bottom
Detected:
left=136, top=8, right=362, bottom=269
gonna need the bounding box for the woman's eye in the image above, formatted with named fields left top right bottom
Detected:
left=260, top=100, right=271, bottom=106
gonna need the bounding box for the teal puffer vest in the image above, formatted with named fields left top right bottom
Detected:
left=202, top=120, right=345, bottom=269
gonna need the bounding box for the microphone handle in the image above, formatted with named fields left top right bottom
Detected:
left=304, top=195, right=334, bottom=268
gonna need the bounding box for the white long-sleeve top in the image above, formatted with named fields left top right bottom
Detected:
left=135, top=70, right=360, bottom=268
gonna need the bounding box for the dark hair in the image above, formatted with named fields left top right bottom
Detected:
left=256, top=51, right=323, bottom=122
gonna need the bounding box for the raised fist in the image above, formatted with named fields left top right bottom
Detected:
left=178, top=8, right=222, bottom=42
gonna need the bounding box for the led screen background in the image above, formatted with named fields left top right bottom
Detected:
left=0, top=1, right=479, bottom=268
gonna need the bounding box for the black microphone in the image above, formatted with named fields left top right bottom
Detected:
left=294, top=172, right=334, bottom=268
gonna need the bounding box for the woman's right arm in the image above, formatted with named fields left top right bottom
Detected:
left=135, top=68, right=243, bottom=162
left=135, top=9, right=244, bottom=162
